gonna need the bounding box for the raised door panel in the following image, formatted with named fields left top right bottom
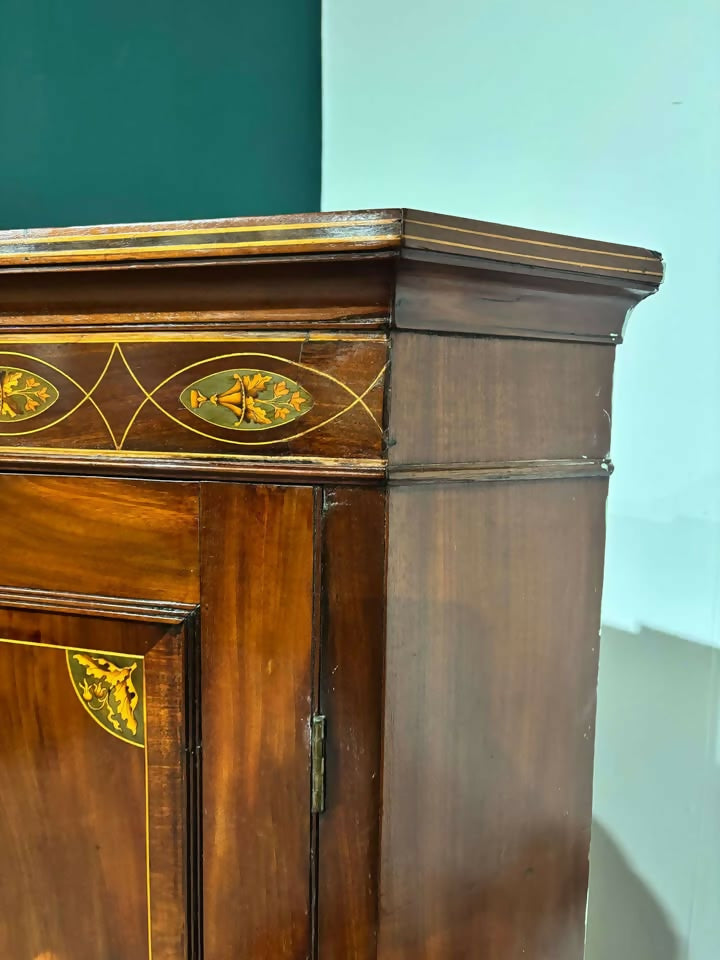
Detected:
left=0, top=608, right=194, bottom=960
left=0, top=475, right=201, bottom=960
left=0, top=474, right=200, bottom=603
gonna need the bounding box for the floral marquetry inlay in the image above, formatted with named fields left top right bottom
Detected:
left=179, top=368, right=313, bottom=431
left=67, top=650, right=145, bottom=747
left=0, top=368, right=58, bottom=421
left=0, top=341, right=385, bottom=453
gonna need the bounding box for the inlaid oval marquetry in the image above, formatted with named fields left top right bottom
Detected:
left=0, top=367, right=58, bottom=421
left=67, top=650, right=145, bottom=748
left=179, top=368, right=314, bottom=431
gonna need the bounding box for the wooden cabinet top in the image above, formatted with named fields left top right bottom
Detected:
left=0, top=209, right=662, bottom=485
left=0, top=207, right=662, bottom=286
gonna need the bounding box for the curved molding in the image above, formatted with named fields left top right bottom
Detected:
left=389, top=458, right=612, bottom=484
left=0, top=585, right=197, bottom=623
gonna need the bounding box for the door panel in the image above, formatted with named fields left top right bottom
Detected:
left=0, top=609, right=193, bottom=960
left=201, top=484, right=315, bottom=960
left=0, top=474, right=199, bottom=602
left=0, top=475, right=316, bottom=960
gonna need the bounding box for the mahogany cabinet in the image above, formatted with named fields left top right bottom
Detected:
left=0, top=209, right=662, bottom=960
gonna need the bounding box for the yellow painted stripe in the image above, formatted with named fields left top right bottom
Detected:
left=0, top=233, right=400, bottom=261
left=0, top=218, right=400, bottom=246
left=404, top=234, right=663, bottom=277
left=0, top=634, right=145, bottom=658
left=0, top=445, right=385, bottom=466
left=405, top=220, right=658, bottom=263
left=405, top=218, right=659, bottom=263
left=0, top=332, right=388, bottom=343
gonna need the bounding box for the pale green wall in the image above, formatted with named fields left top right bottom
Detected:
left=322, top=2, right=720, bottom=956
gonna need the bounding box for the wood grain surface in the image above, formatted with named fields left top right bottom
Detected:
left=317, top=487, right=387, bottom=959
left=0, top=475, right=199, bottom=602
left=402, top=209, right=662, bottom=285
left=145, top=620, right=194, bottom=960
left=0, top=336, right=387, bottom=462
left=0, top=206, right=664, bottom=960
left=0, top=256, right=395, bottom=330
left=379, top=479, right=607, bottom=960
left=0, top=609, right=191, bottom=960
left=394, top=257, right=644, bottom=342
left=0, top=210, right=402, bottom=267
left=0, top=209, right=662, bottom=289
left=201, top=484, right=315, bottom=960
left=388, top=333, right=615, bottom=468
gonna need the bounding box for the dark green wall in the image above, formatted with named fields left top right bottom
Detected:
left=0, top=0, right=321, bottom=228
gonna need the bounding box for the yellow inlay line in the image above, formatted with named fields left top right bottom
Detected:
left=116, top=346, right=386, bottom=449
left=0, top=347, right=119, bottom=446
left=0, top=217, right=400, bottom=246
left=0, top=444, right=385, bottom=465
left=0, top=637, right=152, bottom=953
left=0, top=344, right=386, bottom=450
left=405, top=218, right=659, bottom=263
left=0, top=635, right=146, bottom=658
left=404, top=234, right=664, bottom=277
left=0, top=332, right=388, bottom=344
left=0, top=234, right=400, bottom=260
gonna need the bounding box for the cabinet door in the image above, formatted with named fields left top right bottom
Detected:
left=0, top=474, right=201, bottom=960
left=0, top=475, right=317, bottom=960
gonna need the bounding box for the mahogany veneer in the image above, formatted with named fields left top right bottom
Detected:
left=0, top=209, right=662, bottom=960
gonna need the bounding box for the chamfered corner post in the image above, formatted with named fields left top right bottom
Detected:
left=376, top=216, right=662, bottom=959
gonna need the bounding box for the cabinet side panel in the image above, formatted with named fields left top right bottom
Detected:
left=201, top=484, right=315, bottom=960
left=318, top=487, right=387, bottom=959
left=388, top=333, right=614, bottom=468
left=379, top=479, right=607, bottom=960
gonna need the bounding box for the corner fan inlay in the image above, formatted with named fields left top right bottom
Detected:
left=180, top=369, right=312, bottom=430
left=67, top=650, right=145, bottom=748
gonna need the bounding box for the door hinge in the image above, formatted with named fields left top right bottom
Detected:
left=311, top=713, right=326, bottom=814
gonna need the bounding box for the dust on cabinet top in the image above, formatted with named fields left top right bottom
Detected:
left=0, top=208, right=663, bottom=287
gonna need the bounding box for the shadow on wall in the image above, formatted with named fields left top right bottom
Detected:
left=586, top=622, right=720, bottom=959
left=585, top=820, right=683, bottom=960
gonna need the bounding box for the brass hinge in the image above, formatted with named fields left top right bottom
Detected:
left=311, top=714, right=326, bottom=814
